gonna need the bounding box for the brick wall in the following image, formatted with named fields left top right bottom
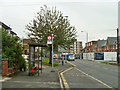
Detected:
left=2, top=59, right=8, bottom=76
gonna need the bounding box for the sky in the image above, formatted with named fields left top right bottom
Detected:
left=0, top=0, right=119, bottom=47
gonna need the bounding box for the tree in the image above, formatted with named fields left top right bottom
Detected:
left=2, top=28, right=25, bottom=70
left=26, top=5, right=77, bottom=64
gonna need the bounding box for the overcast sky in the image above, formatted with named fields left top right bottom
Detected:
left=0, top=0, right=119, bottom=47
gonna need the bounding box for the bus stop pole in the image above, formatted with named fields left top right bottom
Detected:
left=52, top=36, right=53, bottom=68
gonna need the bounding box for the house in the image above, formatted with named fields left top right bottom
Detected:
left=23, top=39, right=32, bottom=55
left=0, top=21, right=17, bottom=37
left=105, top=37, right=120, bottom=52
left=84, top=37, right=120, bottom=53
left=84, top=41, right=97, bottom=53
left=0, top=21, right=12, bottom=34
left=97, top=40, right=107, bottom=52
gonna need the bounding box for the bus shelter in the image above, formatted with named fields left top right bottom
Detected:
left=29, top=43, right=47, bottom=76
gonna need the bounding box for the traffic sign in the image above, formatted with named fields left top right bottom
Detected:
left=51, top=33, right=54, bottom=37
left=47, top=36, right=52, bottom=40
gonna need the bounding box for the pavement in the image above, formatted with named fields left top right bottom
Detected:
left=0, top=74, right=2, bottom=90
left=1, top=61, right=72, bottom=89
left=64, top=59, right=118, bottom=89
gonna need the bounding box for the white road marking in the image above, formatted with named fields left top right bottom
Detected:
left=75, top=67, right=113, bottom=89
left=0, top=77, right=11, bottom=82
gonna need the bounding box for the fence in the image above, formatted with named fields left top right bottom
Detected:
left=83, top=52, right=117, bottom=61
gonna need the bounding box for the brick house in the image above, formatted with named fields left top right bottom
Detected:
left=97, top=40, right=107, bottom=52
left=23, top=39, right=32, bottom=55
left=105, top=37, right=118, bottom=52
left=85, top=37, right=119, bottom=53
left=84, top=41, right=97, bottom=52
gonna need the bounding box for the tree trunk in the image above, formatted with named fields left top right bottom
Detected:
left=49, top=46, right=52, bottom=64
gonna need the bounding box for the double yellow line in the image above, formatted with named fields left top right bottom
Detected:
left=60, top=61, right=113, bottom=89
left=60, top=61, right=76, bottom=89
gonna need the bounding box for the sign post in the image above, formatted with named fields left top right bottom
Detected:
left=51, top=34, right=54, bottom=71
left=47, top=34, right=55, bottom=72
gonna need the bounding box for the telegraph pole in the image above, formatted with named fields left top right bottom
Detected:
left=117, top=28, right=120, bottom=66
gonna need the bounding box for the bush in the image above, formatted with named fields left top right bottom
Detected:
left=2, top=28, right=26, bottom=70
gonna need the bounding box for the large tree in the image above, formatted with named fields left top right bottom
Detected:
left=26, top=5, right=77, bottom=64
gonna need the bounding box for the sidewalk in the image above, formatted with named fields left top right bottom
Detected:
left=2, top=61, right=72, bottom=88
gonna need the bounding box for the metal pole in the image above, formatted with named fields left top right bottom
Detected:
left=52, top=36, right=53, bottom=68
left=41, top=47, right=42, bottom=73
left=38, top=47, right=39, bottom=76
left=86, top=31, right=88, bottom=60
left=117, top=28, right=120, bottom=65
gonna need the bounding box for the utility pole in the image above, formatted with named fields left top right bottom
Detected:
left=117, top=28, right=120, bottom=66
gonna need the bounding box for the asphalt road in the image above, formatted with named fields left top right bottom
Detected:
left=63, top=59, right=118, bottom=89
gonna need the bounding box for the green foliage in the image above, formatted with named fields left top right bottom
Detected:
left=43, top=57, right=58, bottom=66
left=2, top=28, right=25, bottom=68
left=26, top=5, right=77, bottom=52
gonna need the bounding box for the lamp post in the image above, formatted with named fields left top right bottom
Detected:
left=81, top=31, right=88, bottom=43
left=81, top=31, right=88, bottom=60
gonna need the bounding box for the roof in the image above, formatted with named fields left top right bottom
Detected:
left=10, top=30, right=17, bottom=35
left=98, top=40, right=107, bottom=47
left=107, top=37, right=119, bottom=45
left=0, top=21, right=12, bottom=30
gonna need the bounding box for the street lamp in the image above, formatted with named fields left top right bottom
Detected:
left=81, top=31, right=88, bottom=43
left=81, top=31, right=88, bottom=60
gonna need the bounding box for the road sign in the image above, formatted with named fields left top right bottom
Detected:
left=47, top=36, right=52, bottom=44
left=47, top=36, right=52, bottom=40
left=51, top=33, right=54, bottom=37
left=47, top=40, right=52, bottom=44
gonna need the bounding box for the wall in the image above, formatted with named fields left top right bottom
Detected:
left=2, top=59, right=8, bottom=76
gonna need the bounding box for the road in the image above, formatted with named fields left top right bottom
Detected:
left=63, top=59, right=118, bottom=89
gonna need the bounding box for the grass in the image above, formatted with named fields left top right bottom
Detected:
left=101, top=61, right=118, bottom=66
left=42, top=57, right=59, bottom=66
